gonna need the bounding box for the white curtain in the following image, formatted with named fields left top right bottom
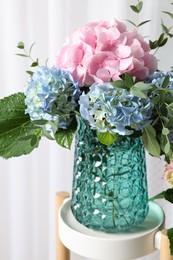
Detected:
left=0, top=0, right=172, bottom=260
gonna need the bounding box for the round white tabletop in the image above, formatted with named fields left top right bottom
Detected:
left=59, top=200, right=165, bottom=260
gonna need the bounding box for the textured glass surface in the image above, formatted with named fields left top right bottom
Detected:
left=71, top=118, right=149, bottom=232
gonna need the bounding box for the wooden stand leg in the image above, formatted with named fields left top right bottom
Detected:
left=56, top=192, right=70, bottom=260
left=160, top=229, right=173, bottom=260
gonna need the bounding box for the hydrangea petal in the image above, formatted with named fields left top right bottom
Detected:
left=56, top=19, right=157, bottom=87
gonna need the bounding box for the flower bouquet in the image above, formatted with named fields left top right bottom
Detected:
left=1, top=0, right=173, bottom=253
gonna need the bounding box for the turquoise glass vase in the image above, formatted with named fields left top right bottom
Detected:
left=71, top=118, right=149, bottom=232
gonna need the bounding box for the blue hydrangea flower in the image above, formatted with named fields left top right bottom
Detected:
left=147, top=69, right=173, bottom=89
left=25, top=66, right=81, bottom=132
left=79, top=83, right=154, bottom=135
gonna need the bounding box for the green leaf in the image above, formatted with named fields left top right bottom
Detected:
left=162, top=127, right=170, bottom=135
left=161, top=134, right=171, bottom=154
left=26, top=71, right=34, bottom=76
left=160, top=116, right=169, bottom=125
left=130, top=1, right=143, bottom=13
left=17, top=41, right=24, bottom=49
left=97, top=131, right=118, bottom=146
left=165, top=141, right=171, bottom=154
left=161, top=19, right=173, bottom=39
left=162, top=75, right=170, bottom=88
left=150, top=189, right=173, bottom=204
left=167, top=89, right=173, bottom=96
left=45, top=58, right=49, bottom=66
left=150, top=191, right=165, bottom=201
left=18, top=135, right=35, bottom=141
left=42, top=129, right=54, bottom=140
left=165, top=188, right=173, bottom=204
left=157, top=33, right=165, bottom=45
left=29, top=42, right=36, bottom=55
left=131, top=82, right=153, bottom=98
left=161, top=23, right=170, bottom=34
left=149, top=40, right=159, bottom=49
left=149, top=34, right=168, bottom=49
left=168, top=33, right=173, bottom=38
left=151, top=116, right=159, bottom=126
left=166, top=103, right=173, bottom=117
left=163, top=11, right=173, bottom=20
left=16, top=54, right=28, bottom=58
left=0, top=93, right=42, bottom=158
left=136, top=1, right=143, bottom=12
left=138, top=20, right=151, bottom=27
left=124, top=73, right=134, bottom=88
left=31, top=61, right=38, bottom=67
left=110, top=80, right=127, bottom=90
left=152, top=96, right=160, bottom=105
left=54, top=120, right=77, bottom=149
left=31, top=134, right=38, bottom=147
left=126, top=19, right=137, bottom=27
left=142, top=125, right=160, bottom=157
left=130, top=5, right=139, bottom=13
left=159, top=37, right=168, bottom=47
left=31, top=119, right=48, bottom=125
left=167, top=228, right=173, bottom=255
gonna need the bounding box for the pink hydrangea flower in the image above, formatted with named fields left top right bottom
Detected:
left=56, top=19, right=157, bottom=87
left=163, top=161, right=173, bottom=187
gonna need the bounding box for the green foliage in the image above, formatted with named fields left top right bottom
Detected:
left=17, top=42, right=24, bottom=49
left=97, top=131, right=119, bottom=146
left=0, top=93, right=42, bottom=158
left=16, top=41, right=39, bottom=75
left=150, top=188, right=173, bottom=203
left=122, top=73, right=134, bottom=88
left=110, top=80, right=127, bottom=89
left=31, top=59, right=39, bottom=67
left=162, top=75, right=170, bottom=88
left=128, top=0, right=151, bottom=29
left=163, top=11, right=173, bottom=20
left=149, top=33, right=168, bottom=50
left=128, top=0, right=173, bottom=51
left=150, top=191, right=165, bottom=200
left=149, top=6, right=173, bottom=50
left=142, top=125, right=161, bottom=157
left=168, top=228, right=173, bottom=255
left=111, top=73, right=134, bottom=90
left=126, top=20, right=136, bottom=27
left=130, top=1, right=143, bottom=13
left=131, top=82, right=153, bottom=98
left=161, top=21, right=173, bottom=38
left=149, top=84, right=173, bottom=161
left=54, top=128, right=74, bottom=149
left=26, top=71, right=34, bottom=76
left=164, top=188, right=173, bottom=204
left=138, top=20, right=151, bottom=27
left=54, top=119, right=77, bottom=149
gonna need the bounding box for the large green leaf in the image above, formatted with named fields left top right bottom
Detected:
left=0, top=92, right=42, bottom=158
left=54, top=120, right=77, bottom=149
left=142, top=125, right=160, bottom=157
left=97, top=131, right=118, bottom=146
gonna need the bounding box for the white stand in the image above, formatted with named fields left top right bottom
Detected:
left=59, top=200, right=165, bottom=260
